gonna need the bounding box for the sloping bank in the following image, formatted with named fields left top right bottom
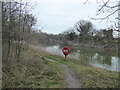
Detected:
left=43, top=54, right=119, bottom=88
left=2, top=46, right=66, bottom=88
left=30, top=45, right=119, bottom=88
left=43, top=57, right=83, bottom=88
left=3, top=45, right=119, bottom=88
left=32, top=45, right=119, bottom=88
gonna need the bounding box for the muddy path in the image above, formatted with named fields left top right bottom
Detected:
left=45, top=57, right=82, bottom=88
left=61, top=64, right=82, bottom=88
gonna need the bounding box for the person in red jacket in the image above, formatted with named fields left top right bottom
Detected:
left=62, top=46, right=70, bottom=58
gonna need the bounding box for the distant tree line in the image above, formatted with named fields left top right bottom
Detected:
left=58, top=20, right=119, bottom=48
left=27, top=30, right=60, bottom=46
left=32, top=20, right=119, bottom=49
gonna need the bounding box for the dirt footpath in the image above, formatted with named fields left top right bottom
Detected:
left=61, top=64, right=82, bottom=88
left=45, top=57, right=82, bottom=88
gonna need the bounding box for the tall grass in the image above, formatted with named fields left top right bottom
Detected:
left=2, top=45, right=65, bottom=88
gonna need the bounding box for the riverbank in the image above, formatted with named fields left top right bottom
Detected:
left=43, top=54, right=119, bottom=88
left=3, top=45, right=119, bottom=88
left=2, top=46, right=66, bottom=88
left=31, top=45, right=119, bottom=88
left=64, top=42, right=119, bottom=51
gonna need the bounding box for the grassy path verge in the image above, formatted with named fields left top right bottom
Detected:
left=61, top=64, right=82, bottom=88
left=3, top=47, right=66, bottom=88
left=44, top=57, right=82, bottom=88
left=3, top=45, right=119, bottom=88
left=38, top=48, right=119, bottom=88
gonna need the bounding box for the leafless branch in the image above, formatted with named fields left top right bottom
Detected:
left=84, top=0, right=89, bottom=4
left=39, top=26, right=45, bottom=31
left=106, top=4, right=118, bottom=9
left=97, top=0, right=109, bottom=12
left=91, top=8, right=118, bottom=22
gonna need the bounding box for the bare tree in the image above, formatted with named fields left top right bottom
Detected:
left=85, top=0, right=120, bottom=32
left=74, top=20, right=94, bottom=42
left=2, top=1, right=37, bottom=60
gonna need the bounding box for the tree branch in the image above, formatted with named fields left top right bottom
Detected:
left=91, top=8, right=118, bottom=22
left=97, top=0, right=109, bottom=12
left=84, top=0, right=89, bottom=4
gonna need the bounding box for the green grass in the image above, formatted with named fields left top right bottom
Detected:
left=40, top=58, right=66, bottom=88
left=39, top=52, right=119, bottom=88
left=2, top=47, right=66, bottom=88
left=3, top=45, right=119, bottom=88
left=67, top=63, right=119, bottom=88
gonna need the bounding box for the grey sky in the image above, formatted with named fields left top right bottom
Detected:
left=31, top=0, right=117, bottom=34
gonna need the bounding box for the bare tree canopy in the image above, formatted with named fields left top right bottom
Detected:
left=85, top=0, right=120, bottom=32
left=2, top=1, right=37, bottom=60
left=84, top=0, right=119, bottom=19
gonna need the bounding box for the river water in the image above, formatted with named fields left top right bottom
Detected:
left=44, top=45, right=120, bottom=72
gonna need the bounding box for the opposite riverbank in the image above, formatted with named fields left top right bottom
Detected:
left=66, top=42, right=119, bottom=51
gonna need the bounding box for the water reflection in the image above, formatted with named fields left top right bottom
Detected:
left=44, top=45, right=120, bottom=72
left=45, top=45, right=63, bottom=56
left=91, top=55, right=120, bottom=72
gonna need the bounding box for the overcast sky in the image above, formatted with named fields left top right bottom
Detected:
left=30, top=0, right=118, bottom=34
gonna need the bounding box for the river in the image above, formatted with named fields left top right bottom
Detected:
left=44, top=45, right=120, bottom=72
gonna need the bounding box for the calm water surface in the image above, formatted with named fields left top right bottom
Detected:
left=44, top=45, right=120, bottom=72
